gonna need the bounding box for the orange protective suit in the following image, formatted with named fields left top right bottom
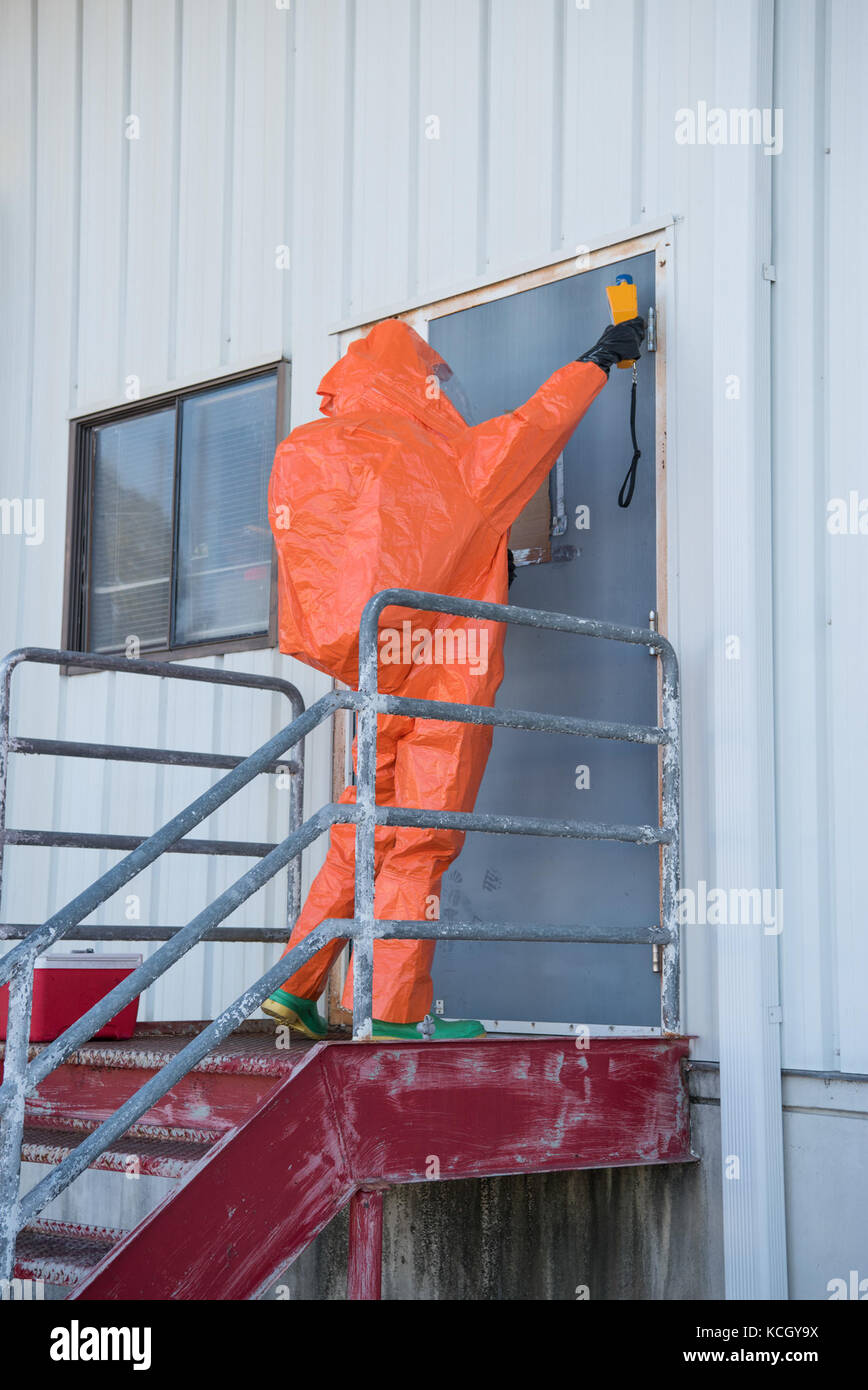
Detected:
left=268, top=319, right=606, bottom=1022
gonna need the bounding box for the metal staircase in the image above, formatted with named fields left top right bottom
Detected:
left=0, top=590, right=685, bottom=1299
left=11, top=1023, right=691, bottom=1299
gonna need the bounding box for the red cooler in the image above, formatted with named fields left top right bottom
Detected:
left=0, top=951, right=143, bottom=1043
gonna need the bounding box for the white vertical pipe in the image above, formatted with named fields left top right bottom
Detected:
left=710, top=0, right=788, bottom=1298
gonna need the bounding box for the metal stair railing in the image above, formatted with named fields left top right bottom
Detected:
left=0, top=590, right=680, bottom=1284
left=0, top=649, right=306, bottom=943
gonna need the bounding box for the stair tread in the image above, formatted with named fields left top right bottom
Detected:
left=22, top=1112, right=224, bottom=1145
left=21, top=1122, right=216, bottom=1177
left=15, top=1219, right=127, bottom=1285
left=3, top=1020, right=339, bottom=1078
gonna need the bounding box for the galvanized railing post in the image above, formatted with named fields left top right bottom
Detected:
left=0, top=656, right=12, bottom=923
left=353, top=605, right=381, bottom=1040
left=659, top=644, right=682, bottom=1035
left=0, top=955, right=35, bottom=1281
left=286, top=731, right=305, bottom=930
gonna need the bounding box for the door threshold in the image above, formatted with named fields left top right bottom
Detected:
left=476, top=1021, right=662, bottom=1039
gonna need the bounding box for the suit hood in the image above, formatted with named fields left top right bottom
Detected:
left=316, top=318, right=468, bottom=438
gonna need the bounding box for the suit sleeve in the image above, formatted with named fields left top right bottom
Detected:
left=458, top=360, right=607, bottom=534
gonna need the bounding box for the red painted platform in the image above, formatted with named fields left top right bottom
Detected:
left=7, top=1024, right=693, bottom=1300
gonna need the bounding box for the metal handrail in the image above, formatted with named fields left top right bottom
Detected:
left=0, top=648, right=305, bottom=941
left=352, top=590, right=681, bottom=1041
left=0, top=592, right=680, bottom=1282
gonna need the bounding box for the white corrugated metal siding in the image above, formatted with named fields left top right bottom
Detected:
left=1, top=0, right=866, bottom=1073
left=773, top=0, right=868, bottom=1073
left=0, top=0, right=332, bottom=1021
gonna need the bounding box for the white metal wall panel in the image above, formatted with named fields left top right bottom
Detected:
left=771, top=0, right=834, bottom=1072
left=0, top=0, right=319, bottom=1025
left=29, top=0, right=81, bottom=649
left=76, top=0, right=127, bottom=408
left=348, top=0, right=416, bottom=317
left=485, top=0, right=559, bottom=270
left=174, top=0, right=233, bottom=382
left=126, top=0, right=181, bottom=394
left=416, top=0, right=486, bottom=293
left=560, top=0, right=639, bottom=250
left=0, top=0, right=34, bottom=666
left=288, top=0, right=358, bottom=408
left=1, top=0, right=78, bottom=946
left=228, top=0, right=293, bottom=366
left=769, top=0, right=868, bottom=1073
left=823, top=0, right=868, bottom=1074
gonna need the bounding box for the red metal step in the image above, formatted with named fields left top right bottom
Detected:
left=8, top=1020, right=328, bottom=1294
left=14, top=1219, right=126, bottom=1287
left=21, top=1122, right=215, bottom=1179
left=10, top=1019, right=323, bottom=1136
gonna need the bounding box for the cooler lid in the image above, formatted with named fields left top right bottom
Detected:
left=35, top=952, right=143, bottom=969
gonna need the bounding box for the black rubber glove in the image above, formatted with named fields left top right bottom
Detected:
left=577, top=316, right=646, bottom=375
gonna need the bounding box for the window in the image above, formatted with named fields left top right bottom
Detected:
left=65, top=364, right=287, bottom=660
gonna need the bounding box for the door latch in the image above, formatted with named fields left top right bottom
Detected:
left=550, top=455, right=568, bottom=536
left=648, top=609, right=660, bottom=656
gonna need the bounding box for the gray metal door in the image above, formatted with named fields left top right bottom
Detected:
left=428, top=253, right=660, bottom=1027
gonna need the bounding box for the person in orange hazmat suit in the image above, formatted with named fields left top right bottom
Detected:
left=262, top=313, right=645, bottom=1040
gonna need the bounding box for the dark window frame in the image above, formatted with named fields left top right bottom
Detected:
left=63, top=360, right=290, bottom=670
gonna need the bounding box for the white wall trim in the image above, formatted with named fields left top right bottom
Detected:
left=326, top=217, right=676, bottom=335
left=711, top=0, right=787, bottom=1301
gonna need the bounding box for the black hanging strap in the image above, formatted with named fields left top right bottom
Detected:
left=617, top=364, right=641, bottom=509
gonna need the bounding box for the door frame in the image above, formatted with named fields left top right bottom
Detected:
left=333, top=223, right=672, bottom=639
left=325, top=224, right=675, bottom=1036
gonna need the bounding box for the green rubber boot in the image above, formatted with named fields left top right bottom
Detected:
left=261, top=988, right=328, bottom=1040
left=372, top=1014, right=486, bottom=1042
